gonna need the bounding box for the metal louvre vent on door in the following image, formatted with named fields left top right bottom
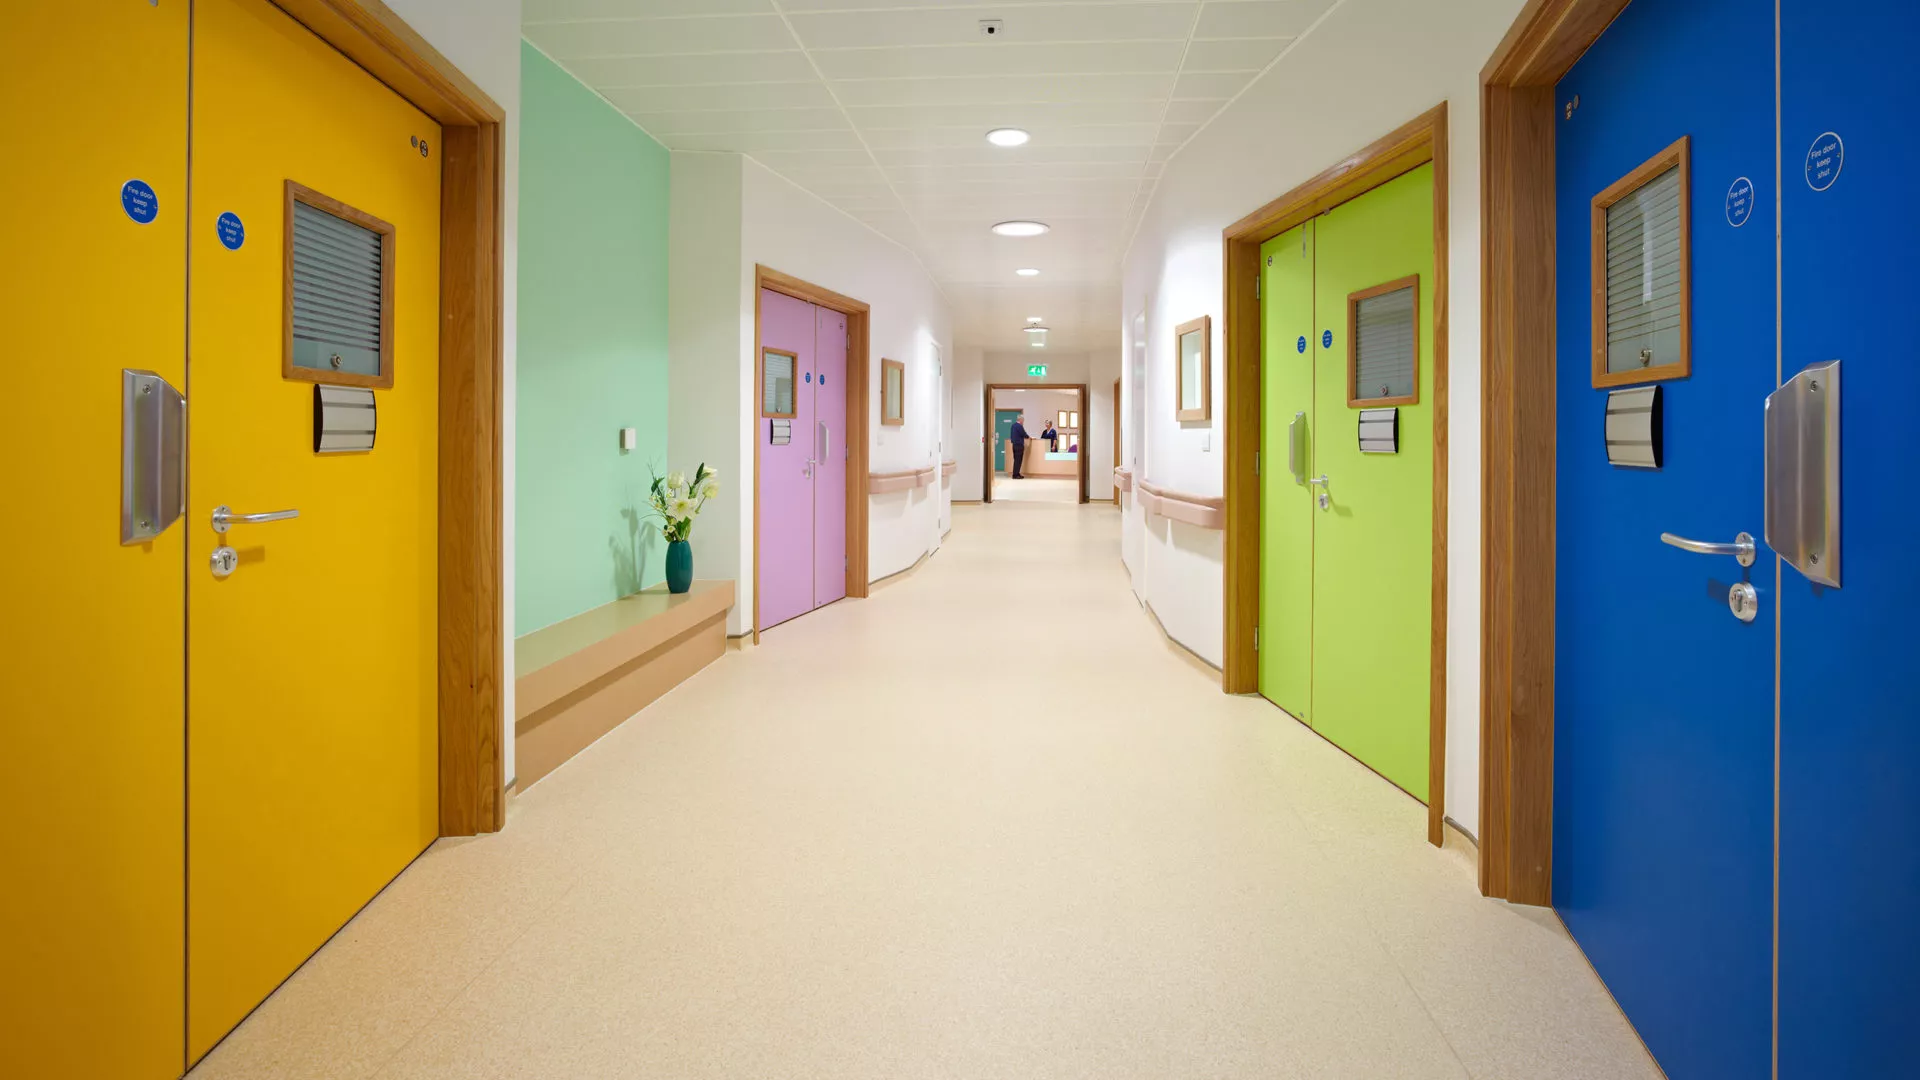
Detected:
left=1603, top=164, right=1684, bottom=375
left=287, top=183, right=394, bottom=387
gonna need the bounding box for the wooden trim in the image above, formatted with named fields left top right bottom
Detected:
left=1219, top=102, right=1449, bottom=851
left=272, top=2, right=508, bottom=835
left=984, top=383, right=1090, bottom=503
left=1137, top=478, right=1226, bottom=530
left=1346, top=273, right=1422, bottom=408
left=1477, top=0, right=1628, bottom=905
left=880, top=358, right=906, bottom=426
left=1589, top=136, right=1691, bottom=388
left=270, top=0, right=504, bottom=125
left=868, top=465, right=938, bottom=493
left=752, top=265, right=874, bottom=646
left=1174, top=315, right=1213, bottom=422
left=283, top=180, right=397, bottom=390
left=758, top=346, right=798, bottom=419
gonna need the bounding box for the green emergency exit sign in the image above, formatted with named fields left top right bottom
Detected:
left=1027, top=364, right=1047, bottom=377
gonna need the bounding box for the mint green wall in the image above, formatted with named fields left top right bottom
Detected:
left=516, top=42, right=670, bottom=636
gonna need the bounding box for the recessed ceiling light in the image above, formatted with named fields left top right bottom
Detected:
left=992, top=220, right=1049, bottom=237
left=986, top=128, right=1030, bottom=147
left=1015, top=267, right=1041, bottom=277
left=1022, top=325, right=1047, bottom=334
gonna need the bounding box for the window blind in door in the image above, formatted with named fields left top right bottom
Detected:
left=290, top=197, right=386, bottom=379
left=1603, top=164, right=1683, bottom=376
left=1350, top=279, right=1417, bottom=404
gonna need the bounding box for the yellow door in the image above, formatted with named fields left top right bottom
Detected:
left=0, top=3, right=190, bottom=1076
left=186, top=0, right=441, bottom=1058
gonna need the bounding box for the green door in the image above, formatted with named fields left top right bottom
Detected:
left=1259, top=220, right=1315, bottom=721
left=994, top=409, right=1019, bottom=472
left=1258, top=164, right=1434, bottom=802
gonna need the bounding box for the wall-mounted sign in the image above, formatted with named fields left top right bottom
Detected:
left=216, top=211, right=245, bottom=250
left=120, top=179, right=157, bottom=224
left=1322, top=329, right=1333, bottom=349
left=1805, top=131, right=1843, bottom=192
left=1296, top=335, right=1307, bottom=354
left=1027, top=364, right=1047, bottom=377
left=1725, top=177, right=1754, bottom=227
left=1604, top=384, right=1662, bottom=470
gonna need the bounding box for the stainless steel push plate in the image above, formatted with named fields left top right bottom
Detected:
left=122, top=369, right=186, bottom=544
left=1765, top=359, right=1840, bottom=587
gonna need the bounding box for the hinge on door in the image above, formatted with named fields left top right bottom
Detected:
left=844, top=555, right=849, bottom=571
left=1254, top=277, right=1260, bottom=300
left=1253, top=451, right=1260, bottom=476
left=1254, top=627, right=1259, bottom=651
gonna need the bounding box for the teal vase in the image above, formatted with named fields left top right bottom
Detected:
left=665, top=540, right=692, bottom=594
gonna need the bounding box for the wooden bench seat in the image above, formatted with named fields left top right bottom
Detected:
left=514, top=580, right=735, bottom=789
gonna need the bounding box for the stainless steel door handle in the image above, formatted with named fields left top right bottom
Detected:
left=820, top=421, right=830, bottom=463
left=212, top=505, right=300, bottom=534
left=1309, top=474, right=1330, bottom=510
left=1660, top=530, right=1756, bottom=567
left=1287, top=411, right=1306, bottom=484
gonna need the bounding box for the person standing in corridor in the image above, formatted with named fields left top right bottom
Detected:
left=1009, top=413, right=1032, bottom=479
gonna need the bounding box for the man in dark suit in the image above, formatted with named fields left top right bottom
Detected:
left=1009, top=413, right=1032, bottom=479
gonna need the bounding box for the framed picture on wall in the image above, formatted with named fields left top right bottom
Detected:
left=1175, top=315, right=1211, bottom=422
left=881, top=358, right=905, bottom=426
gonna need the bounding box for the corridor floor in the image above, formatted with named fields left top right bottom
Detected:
left=190, top=500, right=1658, bottom=1080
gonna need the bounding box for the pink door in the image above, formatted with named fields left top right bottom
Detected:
left=813, top=307, right=848, bottom=607
left=758, top=288, right=816, bottom=629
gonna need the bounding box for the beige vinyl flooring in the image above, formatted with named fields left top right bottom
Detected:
left=990, top=473, right=1079, bottom=503
left=189, top=499, right=1659, bottom=1080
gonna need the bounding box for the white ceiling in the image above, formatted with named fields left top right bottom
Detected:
left=523, top=1, right=1332, bottom=352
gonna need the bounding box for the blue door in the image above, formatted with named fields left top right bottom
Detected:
left=1557, top=1, right=1920, bottom=1076
left=1553, top=1, right=1775, bottom=1076
left=1779, top=2, right=1920, bottom=1072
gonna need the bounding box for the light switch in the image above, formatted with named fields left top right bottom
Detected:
left=619, top=427, right=637, bottom=452
left=1202, top=432, right=1212, bottom=452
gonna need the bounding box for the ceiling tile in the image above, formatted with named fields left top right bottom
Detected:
left=626, top=107, right=848, bottom=134
left=870, top=144, right=1151, bottom=168
left=786, top=4, right=1197, bottom=50
left=1160, top=98, right=1224, bottom=125
left=849, top=100, right=1165, bottom=129
left=862, top=123, right=1161, bottom=150
left=1171, top=70, right=1254, bottom=100
left=829, top=73, right=1174, bottom=108
left=662, top=129, right=865, bottom=152
left=1194, top=0, right=1333, bottom=39
left=887, top=160, right=1147, bottom=182
left=815, top=41, right=1185, bottom=81
left=1180, top=37, right=1291, bottom=72
left=523, top=15, right=794, bottom=58
left=526, top=0, right=772, bottom=18
left=747, top=148, right=878, bottom=170
left=564, top=51, right=815, bottom=87
left=604, top=82, right=834, bottom=113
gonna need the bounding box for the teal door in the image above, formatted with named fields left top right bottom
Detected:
left=993, top=409, right=1019, bottom=472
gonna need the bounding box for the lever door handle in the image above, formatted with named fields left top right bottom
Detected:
left=1660, top=530, right=1756, bottom=567
left=1307, top=475, right=1330, bottom=487
left=212, top=505, right=300, bottom=534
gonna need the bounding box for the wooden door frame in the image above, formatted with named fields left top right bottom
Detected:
left=981, top=383, right=1090, bottom=504
left=1219, top=103, right=1451, bottom=847
left=273, top=0, right=507, bottom=836
left=1478, top=0, right=1633, bottom=904
left=751, top=265, right=873, bottom=645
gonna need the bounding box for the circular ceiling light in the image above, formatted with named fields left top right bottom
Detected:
left=1015, top=267, right=1041, bottom=277
left=1022, top=325, right=1048, bottom=334
left=991, top=220, right=1049, bottom=237
left=986, top=128, right=1030, bottom=147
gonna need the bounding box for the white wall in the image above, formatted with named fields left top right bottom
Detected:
left=951, top=344, right=986, bottom=501
left=1119, top=0, right=1526, bottom=836
left=667, top=153, right=747, bottom=633
left=384, top=0, right=523, bottom=786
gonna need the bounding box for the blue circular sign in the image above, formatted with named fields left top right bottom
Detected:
left=1322, top=329, right=1333, bottom=349
left=1805, top=131, right=1843, bottom=192
left=120, top=179, right=158, bottom=224
left=216, top=211, right=245, bottom=250
left=1296, top=335, right=1307, bottom=354
left=805, top=371, right=812, bottom=384
left=1725, top=177, right=1754, bottom=228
